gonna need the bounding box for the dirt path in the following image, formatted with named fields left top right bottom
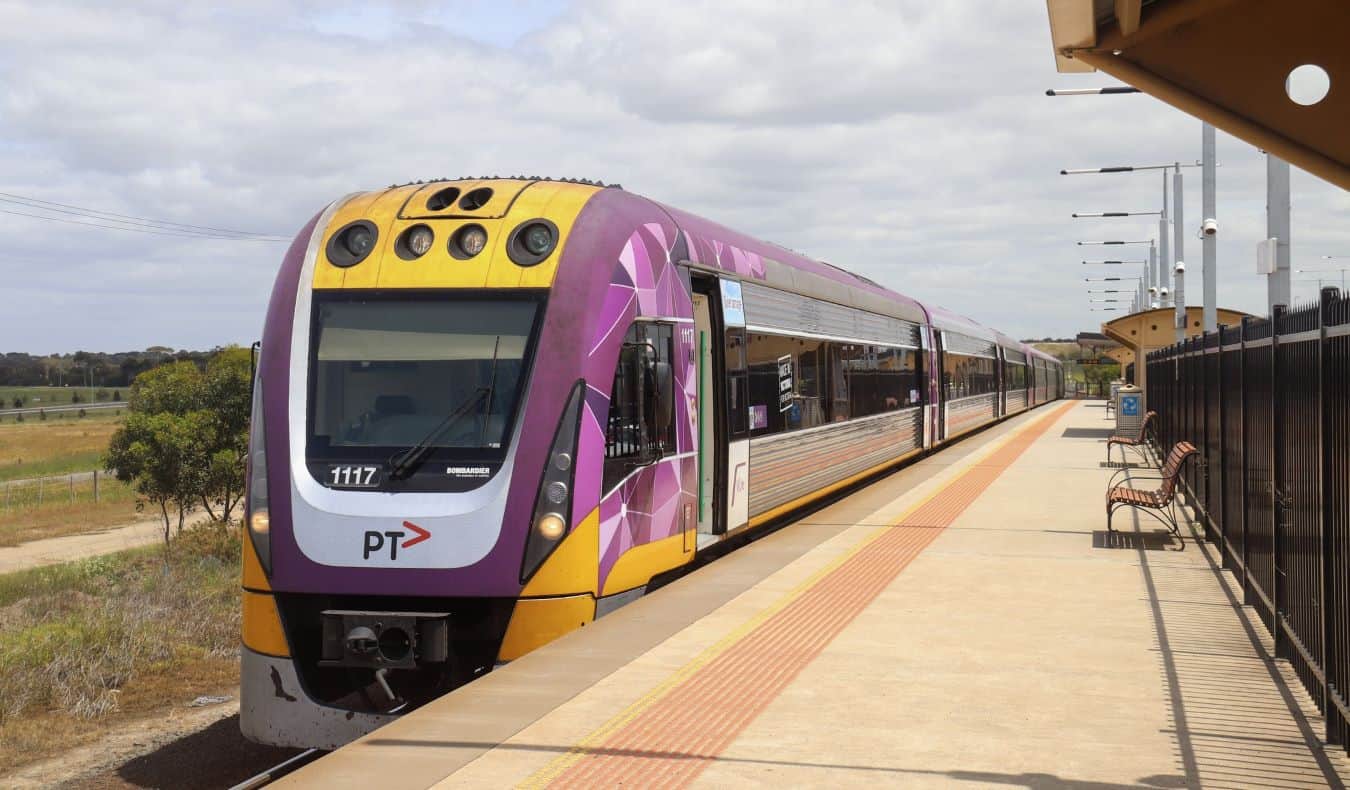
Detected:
left=2, top=694, right=302, bottom=790
left=0, top=510, right=223, bottom=574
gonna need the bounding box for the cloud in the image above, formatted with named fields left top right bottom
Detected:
left=0, top=0, right=1345, bottom=354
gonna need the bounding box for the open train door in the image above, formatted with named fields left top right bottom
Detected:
left=935, top=331, right=948, bottom=442
left=689, top=274, right=747, bottom=543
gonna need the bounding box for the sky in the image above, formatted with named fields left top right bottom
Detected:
left=2, top=1, right=1346, bottom=354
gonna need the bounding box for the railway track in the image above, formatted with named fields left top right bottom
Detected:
left=228, top=748, right=323, bottom=790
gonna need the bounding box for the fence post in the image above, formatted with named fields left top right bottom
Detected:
left=37, top=476, right=43, bottom=507
left=1241, top=315, right=1252, bottom=605
left=1217, top=326, right=1226, bottom=547
left=93, top=470, right=99, bottom=503
left=69, top=474, right=75, bottom=503
left=1320, top=287, right=1336, bottom=744
left=1272, top=303, right=1286, bottom=660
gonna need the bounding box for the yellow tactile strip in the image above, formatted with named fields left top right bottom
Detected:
left=523, top=402, right=1075, bottom=789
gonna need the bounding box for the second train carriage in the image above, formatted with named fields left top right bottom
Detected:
left=240, top=177, right=1062, bottom=748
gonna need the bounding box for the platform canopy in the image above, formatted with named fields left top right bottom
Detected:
left=1100, top=305, right=1250, bottom=391
left=1045, top=0, right=1350, bottom=190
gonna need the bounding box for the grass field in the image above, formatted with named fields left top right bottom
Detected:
left=0, top=386, right=120, bottom=409
left=0, top=524, right=241, bottom=772
left=0, top=413, right=145, bottom=545
left=0, top=416, right=123, bottom=482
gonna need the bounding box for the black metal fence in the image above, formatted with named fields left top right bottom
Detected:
left=1146, top=287, right=1350, bottom=751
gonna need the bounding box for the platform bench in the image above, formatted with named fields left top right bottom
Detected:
left=1106, top=441, right=1197, bottom=536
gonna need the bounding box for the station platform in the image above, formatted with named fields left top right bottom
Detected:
left=283, top=401, right=1350, bottom=789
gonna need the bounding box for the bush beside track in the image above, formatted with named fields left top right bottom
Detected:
left=0, top=521, right=242, bottom=773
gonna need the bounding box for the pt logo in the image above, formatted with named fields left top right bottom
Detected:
left=363, top=521, right=431, bottom=560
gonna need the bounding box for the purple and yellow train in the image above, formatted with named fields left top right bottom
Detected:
left=240, top=177, right=1063, bottom=748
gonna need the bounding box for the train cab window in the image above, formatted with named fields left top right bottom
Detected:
left=306, top=293, right=541, bottom=490
left=603, top=323, right=676, bottom=492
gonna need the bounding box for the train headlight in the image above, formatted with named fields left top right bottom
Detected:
left=523, top=224, right=553, bottom=255
left=451, top=225, right=488, bottom=259
left=535, top=513, right=566, bottom=540
left=326, top=220, right=378, bottom=267
left=396, top=224, right=434, bottom=260
left=521, top=381, right=585, bottom=582
left=246, top=376, right=272, bottom=575
left=507, top=219, right=559, bottom=266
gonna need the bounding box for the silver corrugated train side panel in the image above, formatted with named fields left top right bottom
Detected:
left=741, top=281, right=922, bottom=347
left=747, top=407, right=923, bottom=518
left=1006, top=389, right=1028, bottom=414
left=943, top=392, right=998, bottom=438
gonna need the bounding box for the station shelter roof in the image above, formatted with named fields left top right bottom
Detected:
left=1045, top=0, right=1350, bottom=190
left=1101, top=305, right=1250, bottom=389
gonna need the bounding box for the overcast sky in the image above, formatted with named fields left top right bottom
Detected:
left=3, top=1, right=1346, bottom=354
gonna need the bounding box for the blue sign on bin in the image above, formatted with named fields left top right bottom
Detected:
left=1120, top=394, right=1140, bottom=417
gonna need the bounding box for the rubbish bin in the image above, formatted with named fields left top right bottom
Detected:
left=1115, top=385, right=1143, bottom=436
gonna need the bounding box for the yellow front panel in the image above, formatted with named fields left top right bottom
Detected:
left=601, top=531, right=694, bottom=597
left=310, top=179, right=602, bottom=292
left=341, top=187, right=420, bottom=290
left=241, top=531, right=270, bottom=592
left=517, top=184, right=601, bottom=290
left=242, top=590, right=290, bottom=658
left=312, top=190, right=386, bottom=290
left=498, top=594, right=595, bottom=661
left=399, top=179, right=533, bottom=219
left=522, top=510, right=600, bottom=597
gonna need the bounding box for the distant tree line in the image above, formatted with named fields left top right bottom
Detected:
left=0, top=347, right=221, bottom=388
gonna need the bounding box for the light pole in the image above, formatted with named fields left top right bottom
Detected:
left=1267, top=154, right=1292, bottom=312
left=1063, top=161, right=1204, bottom=339
left=1297, top=268, right=1349, bottom=291
left=1071, top=211, right=1161, bottom=218
left=1046, top=86, right=1143, bottom=96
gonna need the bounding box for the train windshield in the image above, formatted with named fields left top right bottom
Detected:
left=307, top=293, right=541, bottom=471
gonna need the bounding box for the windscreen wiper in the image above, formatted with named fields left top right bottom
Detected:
left=387, top=388, right=489, bottom=480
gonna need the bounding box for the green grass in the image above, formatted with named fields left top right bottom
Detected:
left=0, top=417, right=124, bottom=482
left=0, top=386, right=121, bottom=410
left=0, top=523, right=242, bottom=765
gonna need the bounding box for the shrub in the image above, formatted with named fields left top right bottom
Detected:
left=170, top=520, right=241, bottom=564
left=0, top=543, right=240, bottom=727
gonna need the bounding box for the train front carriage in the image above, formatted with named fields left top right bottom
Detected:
left=239, top=177, right=1060, bottom=750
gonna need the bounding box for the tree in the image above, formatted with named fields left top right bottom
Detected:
left=194, top=348, right=251, bottom=521
left=105, top=349, right=252, bottom=541
left=10, top=397, right=21, bottom=409
left=106, top=411, right=211, bottom=542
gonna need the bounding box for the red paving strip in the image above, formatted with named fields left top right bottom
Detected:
left=541, top=403, right=1076, bottom=789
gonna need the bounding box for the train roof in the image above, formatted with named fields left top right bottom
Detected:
left=654, top=199, right=930, bottom=326
left=925, top=305, right=998, bottom=343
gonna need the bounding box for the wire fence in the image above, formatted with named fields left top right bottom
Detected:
left=1, top=471, right=114, bottom=511
left=1146, top=286, right=1350, bottom=753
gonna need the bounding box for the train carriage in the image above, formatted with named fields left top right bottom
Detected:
left=240, top=177, right=1061, bottom=748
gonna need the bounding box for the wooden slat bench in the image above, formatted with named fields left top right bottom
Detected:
left=1106, top=409, right=1157, bottom=466
left=1106, top=441, right=1197, bottom=536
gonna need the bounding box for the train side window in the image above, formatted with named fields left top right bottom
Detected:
left=725, top=328, right=749, bottom=439
left=603, top=323, right=675, bottom=491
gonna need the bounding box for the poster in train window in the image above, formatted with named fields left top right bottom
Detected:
left=777, top=354, right=793, bottom=412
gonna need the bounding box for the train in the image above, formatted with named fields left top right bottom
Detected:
left=240, top=177, right=1064, bottom=748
